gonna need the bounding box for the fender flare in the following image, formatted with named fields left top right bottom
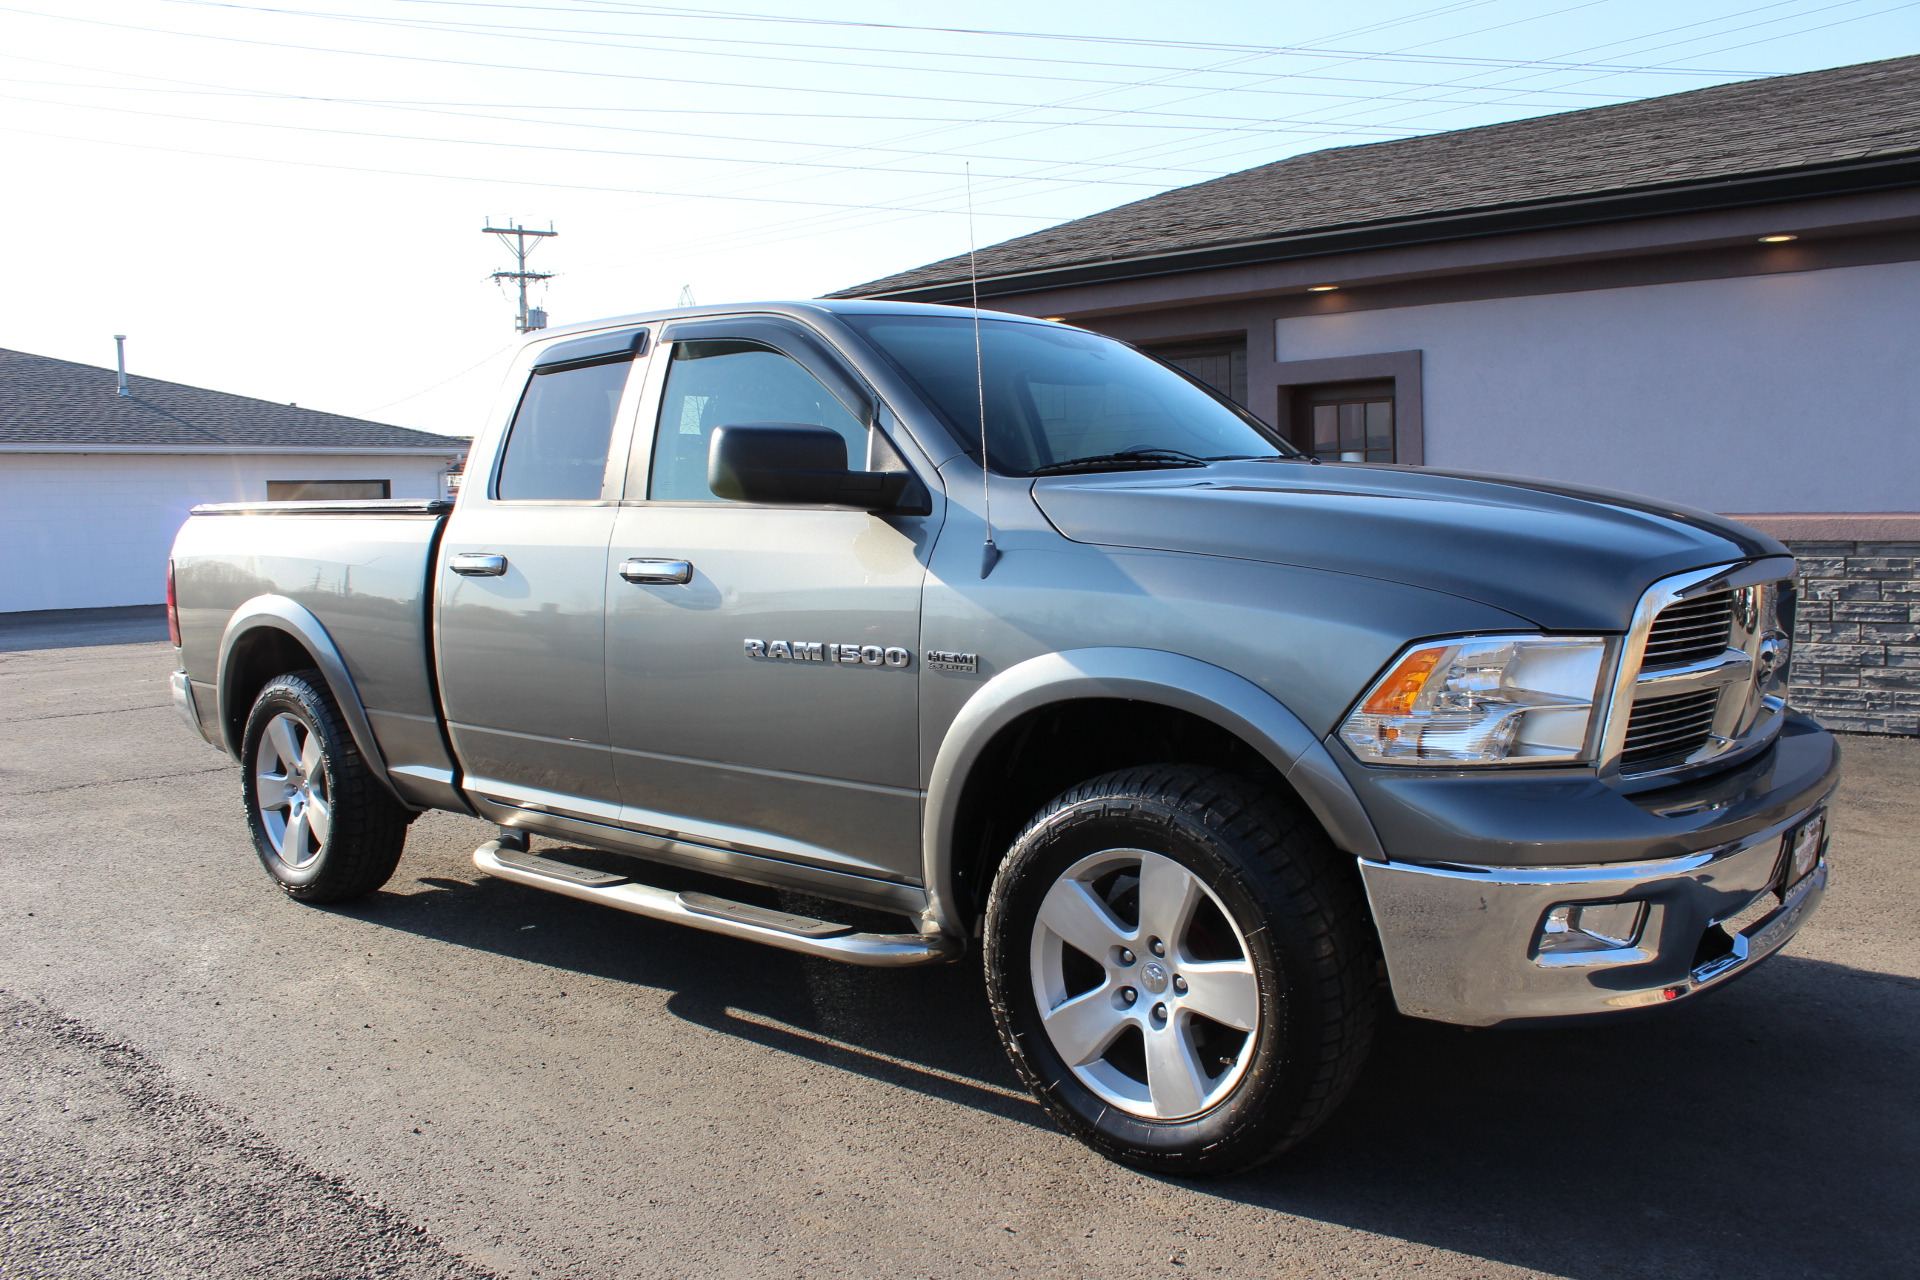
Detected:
left=920, top=647, right=1385, bottom=935
left=215, top=595, right=410, bottom=809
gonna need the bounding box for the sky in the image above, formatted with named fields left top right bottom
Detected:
left=2, top=0, right=1917, bottom=438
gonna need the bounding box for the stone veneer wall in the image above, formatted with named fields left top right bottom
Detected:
left=1783, top=541, right=1920, bottom=735
left=1733, top=517, right=1920, bottom=737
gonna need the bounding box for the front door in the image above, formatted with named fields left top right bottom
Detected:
left=605, top=320, right=934, bottom=884
left=436, top=327, right=647, bottom=820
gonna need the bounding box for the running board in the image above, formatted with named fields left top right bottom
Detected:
left=472, top=840, right=961, bottom=967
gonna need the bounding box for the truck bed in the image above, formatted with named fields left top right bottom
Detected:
left=171, top=499, right=459, bottom=810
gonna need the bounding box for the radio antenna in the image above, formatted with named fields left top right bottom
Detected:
left=967, top=163, right=1000, bottom=579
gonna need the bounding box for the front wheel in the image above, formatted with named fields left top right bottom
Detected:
left=240, top=670, right=408, bottom=903
left=984, top=765, right=1376, bottom=1175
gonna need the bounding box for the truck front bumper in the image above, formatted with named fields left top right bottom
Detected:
left=1353, top=713, right=1838, bottom=1026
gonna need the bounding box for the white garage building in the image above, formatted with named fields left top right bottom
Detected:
left=0, top=347, right=466, bottom=614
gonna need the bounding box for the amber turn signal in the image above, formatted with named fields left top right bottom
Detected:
left=1361, top=646, right=1443, bottom=716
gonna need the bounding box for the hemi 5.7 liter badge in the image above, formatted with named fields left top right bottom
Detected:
left=745, top=639, right=910, bottom=668
left=924, top=650, right=978, bottom=674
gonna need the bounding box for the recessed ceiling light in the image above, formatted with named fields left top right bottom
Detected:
left=1759, top=234, right=1799, bottom=243
left=1041, top=316, right=1067, bottom=321
left=1308, top=284, right=1339, bottom=292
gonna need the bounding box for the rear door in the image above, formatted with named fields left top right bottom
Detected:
left=436, top=327, right=648, bottom=820
left=604, top=317, right=937, bottom=885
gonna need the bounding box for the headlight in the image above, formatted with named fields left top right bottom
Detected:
left=1339, top=635, right=1609, bottom=766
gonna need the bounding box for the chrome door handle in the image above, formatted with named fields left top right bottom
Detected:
left=449, top=552, right=508, bottom=577
left=620, top=558, right=693, bottom=585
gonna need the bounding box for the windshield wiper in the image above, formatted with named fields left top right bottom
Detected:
left=1028, top=448, right=1246, bottom=476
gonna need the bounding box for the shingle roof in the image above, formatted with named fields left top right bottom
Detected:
left=833, top=54, right=1920, bottom=299
left=0, top=347, right=464, bottom=450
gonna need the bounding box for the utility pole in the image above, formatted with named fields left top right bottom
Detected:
left=481, top=218, right=557, bottom=333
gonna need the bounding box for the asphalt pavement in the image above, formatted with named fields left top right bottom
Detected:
left=2, top=610, right=1916, bottom=1280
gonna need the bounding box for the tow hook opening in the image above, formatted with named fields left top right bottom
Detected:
left=1693, top=922, right=1739, bottom=972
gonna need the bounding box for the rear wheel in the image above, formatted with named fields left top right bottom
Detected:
left=240, top=670, right=408, bottom=903
left=984, top=765, right=1376, bottom=1175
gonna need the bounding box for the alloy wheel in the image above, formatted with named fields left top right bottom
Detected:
left=253, top=712, right=331, bottom=871
left=1028, top=847, right=1261, bottom=1120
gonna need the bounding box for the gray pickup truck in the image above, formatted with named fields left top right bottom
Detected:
left=168, top=300, right=1836, bottom=1174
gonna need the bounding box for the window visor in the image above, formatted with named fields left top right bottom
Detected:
left=532, top=327, right=649, bottom=375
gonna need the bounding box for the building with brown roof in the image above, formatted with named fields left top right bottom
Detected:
left=838, top=55, right=1920, bottom=733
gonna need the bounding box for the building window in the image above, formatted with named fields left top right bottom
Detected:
left=266, top=480, right=391, bottom=500
left=1292, top=380, right=1394, bottom=463
left=1141, top=337, right=1248, bottom=406
left=1271, top=350, right=1421, bottom=465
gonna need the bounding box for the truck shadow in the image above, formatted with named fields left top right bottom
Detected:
left=1244, top=956, right=1919, bottom=1278
left=346, top=866, right=1918, bottom=1280
left=368, top=868, right=1037, bottom=1125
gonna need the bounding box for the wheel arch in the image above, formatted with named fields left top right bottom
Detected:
left=922, top=648, right=1384, bottom=937
left=216, top=595, right=409, bottom=808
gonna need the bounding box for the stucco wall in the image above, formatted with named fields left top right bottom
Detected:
left=0, top=451, right=456, bottom=612
left=1273, top=259, right=1920, bottom=514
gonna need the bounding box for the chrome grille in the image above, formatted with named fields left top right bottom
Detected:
left=1620, top=689, right=1721, bottom=770
left=1605, top=567, right=1793, bottom=782
left=1641, top=589, right=1735, bottom=668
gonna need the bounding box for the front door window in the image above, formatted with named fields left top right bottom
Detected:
left=649, top=340, right=867, bottom=501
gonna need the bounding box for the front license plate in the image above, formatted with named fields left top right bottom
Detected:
left=1747, top=861, right=1826, bottom=964
left=1785, top=810, right=1827, bottom=890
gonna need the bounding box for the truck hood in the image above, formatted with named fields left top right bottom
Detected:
left=1030, top=461, right=1786, bottom=632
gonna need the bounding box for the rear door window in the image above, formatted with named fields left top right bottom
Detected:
left=495, top=333, right=643, bottom=500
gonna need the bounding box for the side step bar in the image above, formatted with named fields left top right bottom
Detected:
left=472, top=840, right=962, bottom=967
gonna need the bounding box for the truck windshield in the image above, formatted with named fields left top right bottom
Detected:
left=841, top=314, right=1292, bottom=476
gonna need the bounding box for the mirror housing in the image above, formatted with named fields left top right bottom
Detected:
left=707, top=423, right=925, bottom=512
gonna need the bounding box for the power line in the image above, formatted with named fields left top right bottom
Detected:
left=348, top=0, right=1782, bottom=73
left=155, top=0, right=1659, bottom=93
left=0, top=6, right=1709, bottom=126
left=0, top=1, right=1772, bottom=233
left=2, top=2, right=1692, bottom=229
left=908, top=0, right=1898, bottom=205
left=567, top=0, right=1564, bottom=226
left=0, top=122, right=1061, bottom=217
left=586, top=0, right=1893, bottom=265
left=8, top=0, right=1902, bottom=278
left=1294, top=0, right=1916, bottom=137
left=151, top=0, right=1772, bottom=94
left=363, top=342, right=516, bottom=414
left=0, top=87, right=1217, bottom=186
left=0, top=70, right=1270, bottom=174
left=0, top=49, right=1648, bottom=123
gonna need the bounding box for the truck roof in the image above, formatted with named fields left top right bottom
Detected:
left=523, top=297, right=1057, bottom=346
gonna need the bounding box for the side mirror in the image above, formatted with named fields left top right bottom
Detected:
left=707, top=423, right=924, bottom=512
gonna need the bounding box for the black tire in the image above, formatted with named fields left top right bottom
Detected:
left=240, top=670, right=408, bottom=904
left=983, top=765, right=1376, bottom=1176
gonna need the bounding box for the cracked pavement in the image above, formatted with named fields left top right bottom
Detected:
left=2, top=609, right=1917, bottom=1279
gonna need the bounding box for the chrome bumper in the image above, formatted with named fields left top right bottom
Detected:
left=169, top=670, right=204, bottom=738
left=1359, top=803, right=1829, bottom=1026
